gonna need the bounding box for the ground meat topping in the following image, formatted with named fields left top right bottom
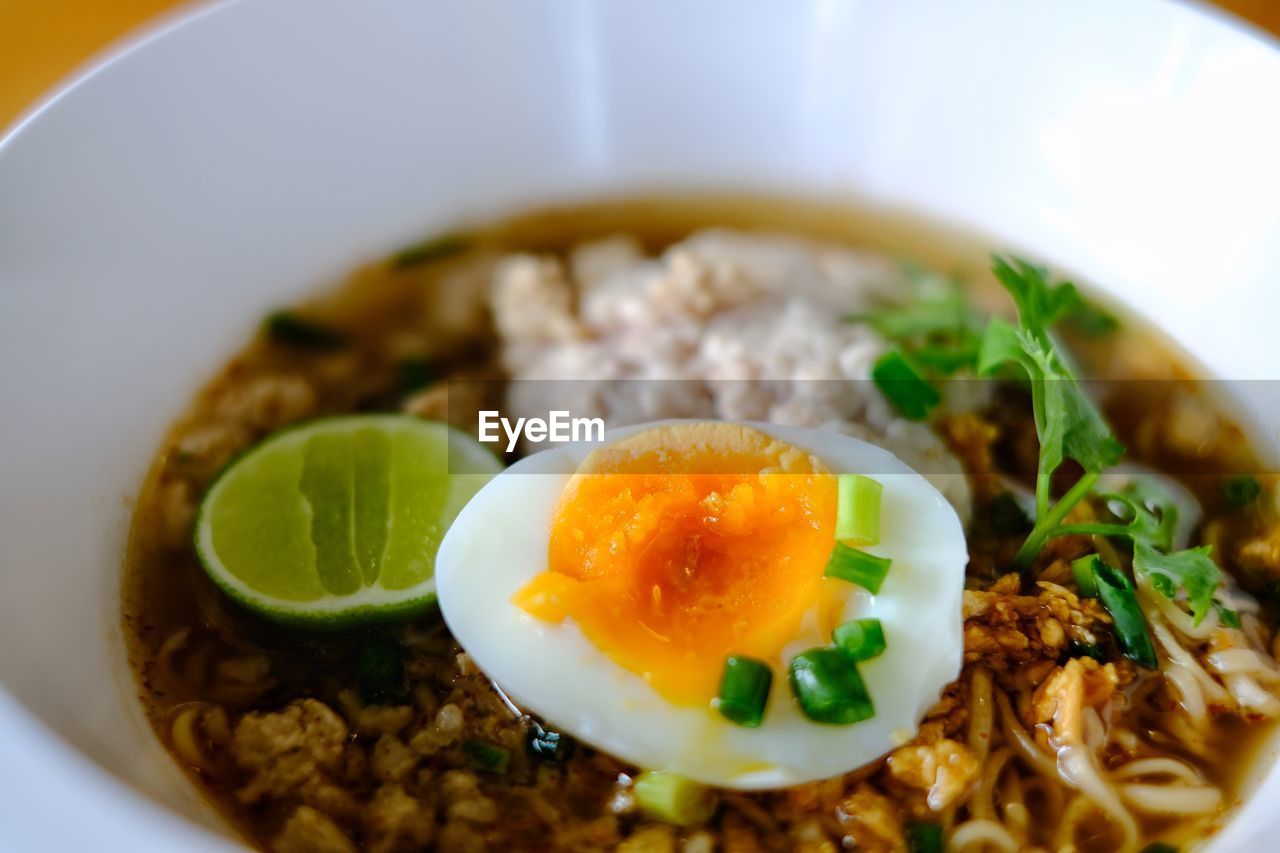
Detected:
left=963, top=574, right=1111, bottom=681
left=231, top=699, right=350, bottom=805
left=272, top=805, right=357, bottom=853
left=365, top=784, right=434, bottom=853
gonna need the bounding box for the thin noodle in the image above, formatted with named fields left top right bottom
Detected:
left=1154, top=713, right=1215, bottom=760
left=995, top=692, right=1058, bottom=780
left=181, top=640, right=214, bottom=693
left=968, top=667, right=994, bottom=762
left=1018, top=774, right=1063, bottom=829
left=1215, top=584, right=1262, bottom=614
left=948, top=819, right=1020, bottom=852
left=1206, top=648, right=1280, bottom=680
left=1147, top=582, right=1221, bottom=640
left=1119, top=783, right=1221, bottom=815
left=1110, top=757, right=1203, bottom=783
left=1083, top=706, right=1106, bottom=752
left=170, top=705, right=209, bottom=770
left=1165, top=667, right=1208, bottom=722
left=1054, top=793, right=1098, bottom=851
left=1224, top=674, right=1280, bottom=717
left=1054, top=743, right=1140, bottom=853
left=1152, top=621, right=1229, bottom=717
left=970, top=746, right=1013, bottom=820
left=1110, top=726, right=1140, bottom=752
left=156, top=628, right=191, bottom=685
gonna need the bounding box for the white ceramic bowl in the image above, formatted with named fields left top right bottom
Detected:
left=3, top=0, right=1280, bottom=849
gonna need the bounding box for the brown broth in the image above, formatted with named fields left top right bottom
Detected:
left=124, top=195, right=1280, bottom=852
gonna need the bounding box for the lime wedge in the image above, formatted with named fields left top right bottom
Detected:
left=195, top=415, right=501, bottom=627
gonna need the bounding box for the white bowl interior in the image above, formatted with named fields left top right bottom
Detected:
left=2, top=0, right=1280, bottom=848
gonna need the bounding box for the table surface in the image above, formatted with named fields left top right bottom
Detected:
left=0, top=0, right=1276, bottom=132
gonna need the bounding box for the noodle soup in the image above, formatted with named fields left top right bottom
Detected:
left=124, top=197, right=1280, bottom=852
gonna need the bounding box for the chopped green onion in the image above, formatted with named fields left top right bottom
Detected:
left=872, top=350, right=940, bottom=421
left=1213, top=599, right=1242, bottom=629
left=988, top=492, right=1032, bottom=535
left=398, top=357, right=434, bottom=394
left=264, top=311, right=345, bottom=349
left=1071, top=555, right=1100, bottom=598
left=1220, top=475, right=1261, bottom=509
left=1091, top=559, right=1157, bottom=669
left=832, top=618, right=886, bottom=662
left=356, top=635, right=406, bottom=705
left=788, top=647, right=875, bottom=725
left=824, top=543, right=892, bottom=594
left=526, top=724, right=575, bottom=763
left=461, top=739, right=510, bottom=773
left=836, top=474, right=883, bottom=546
left=906, top=822, right=944, bottom=853
left=391, top=232, right=469, bottom=269
left=715, top=656, right=772, bottom=728
left=632, top=771, right=716, bottom=826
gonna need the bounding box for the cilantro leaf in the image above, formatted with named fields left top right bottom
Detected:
left=979, top=321, right=1123, bottom=489
left=851, top=269, right=984, bottom=377
left=990, top=255, right=1083, bottom=343
left=1058, top=478, right=1231, bottom=628
left=1213, top=599, right=1242, bottom=629
left=979, top=256, right=1124, bottom=569
left=1065, top=302, right=1120, bottom=337
left=1100, top=481, right=1179, bottom=553
left=1132, top=542, right=1222, bottom=625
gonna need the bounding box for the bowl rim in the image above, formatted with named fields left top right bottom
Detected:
left=2, top=0, right=1280, bottom=850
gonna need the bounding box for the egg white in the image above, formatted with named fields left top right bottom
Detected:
left=434, top=420, right=966, bottom=789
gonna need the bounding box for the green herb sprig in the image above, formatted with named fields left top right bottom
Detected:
left=977, top=256, right=1234, bottom=628
left=976, top=258, right=1123, bottom=568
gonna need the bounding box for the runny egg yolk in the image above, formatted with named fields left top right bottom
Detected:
left=512, top=423, right=837, bottom=705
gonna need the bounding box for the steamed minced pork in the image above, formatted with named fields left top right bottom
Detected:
left=490, top=230, right=973, bottom=519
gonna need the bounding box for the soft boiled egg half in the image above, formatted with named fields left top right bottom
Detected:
left=434, top=420, right=966, bottom=789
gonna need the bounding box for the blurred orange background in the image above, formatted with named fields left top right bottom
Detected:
left=0, top=0, right=1277, bottom=132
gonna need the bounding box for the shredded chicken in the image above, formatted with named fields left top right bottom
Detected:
left=1031, top=658, right=1121, bottom=739
left=836, top=783, right=908, bottom=852
left=887, top=738, right=980, bottom=811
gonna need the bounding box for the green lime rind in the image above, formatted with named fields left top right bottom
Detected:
left=194, top=414, right=501, bottom=629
